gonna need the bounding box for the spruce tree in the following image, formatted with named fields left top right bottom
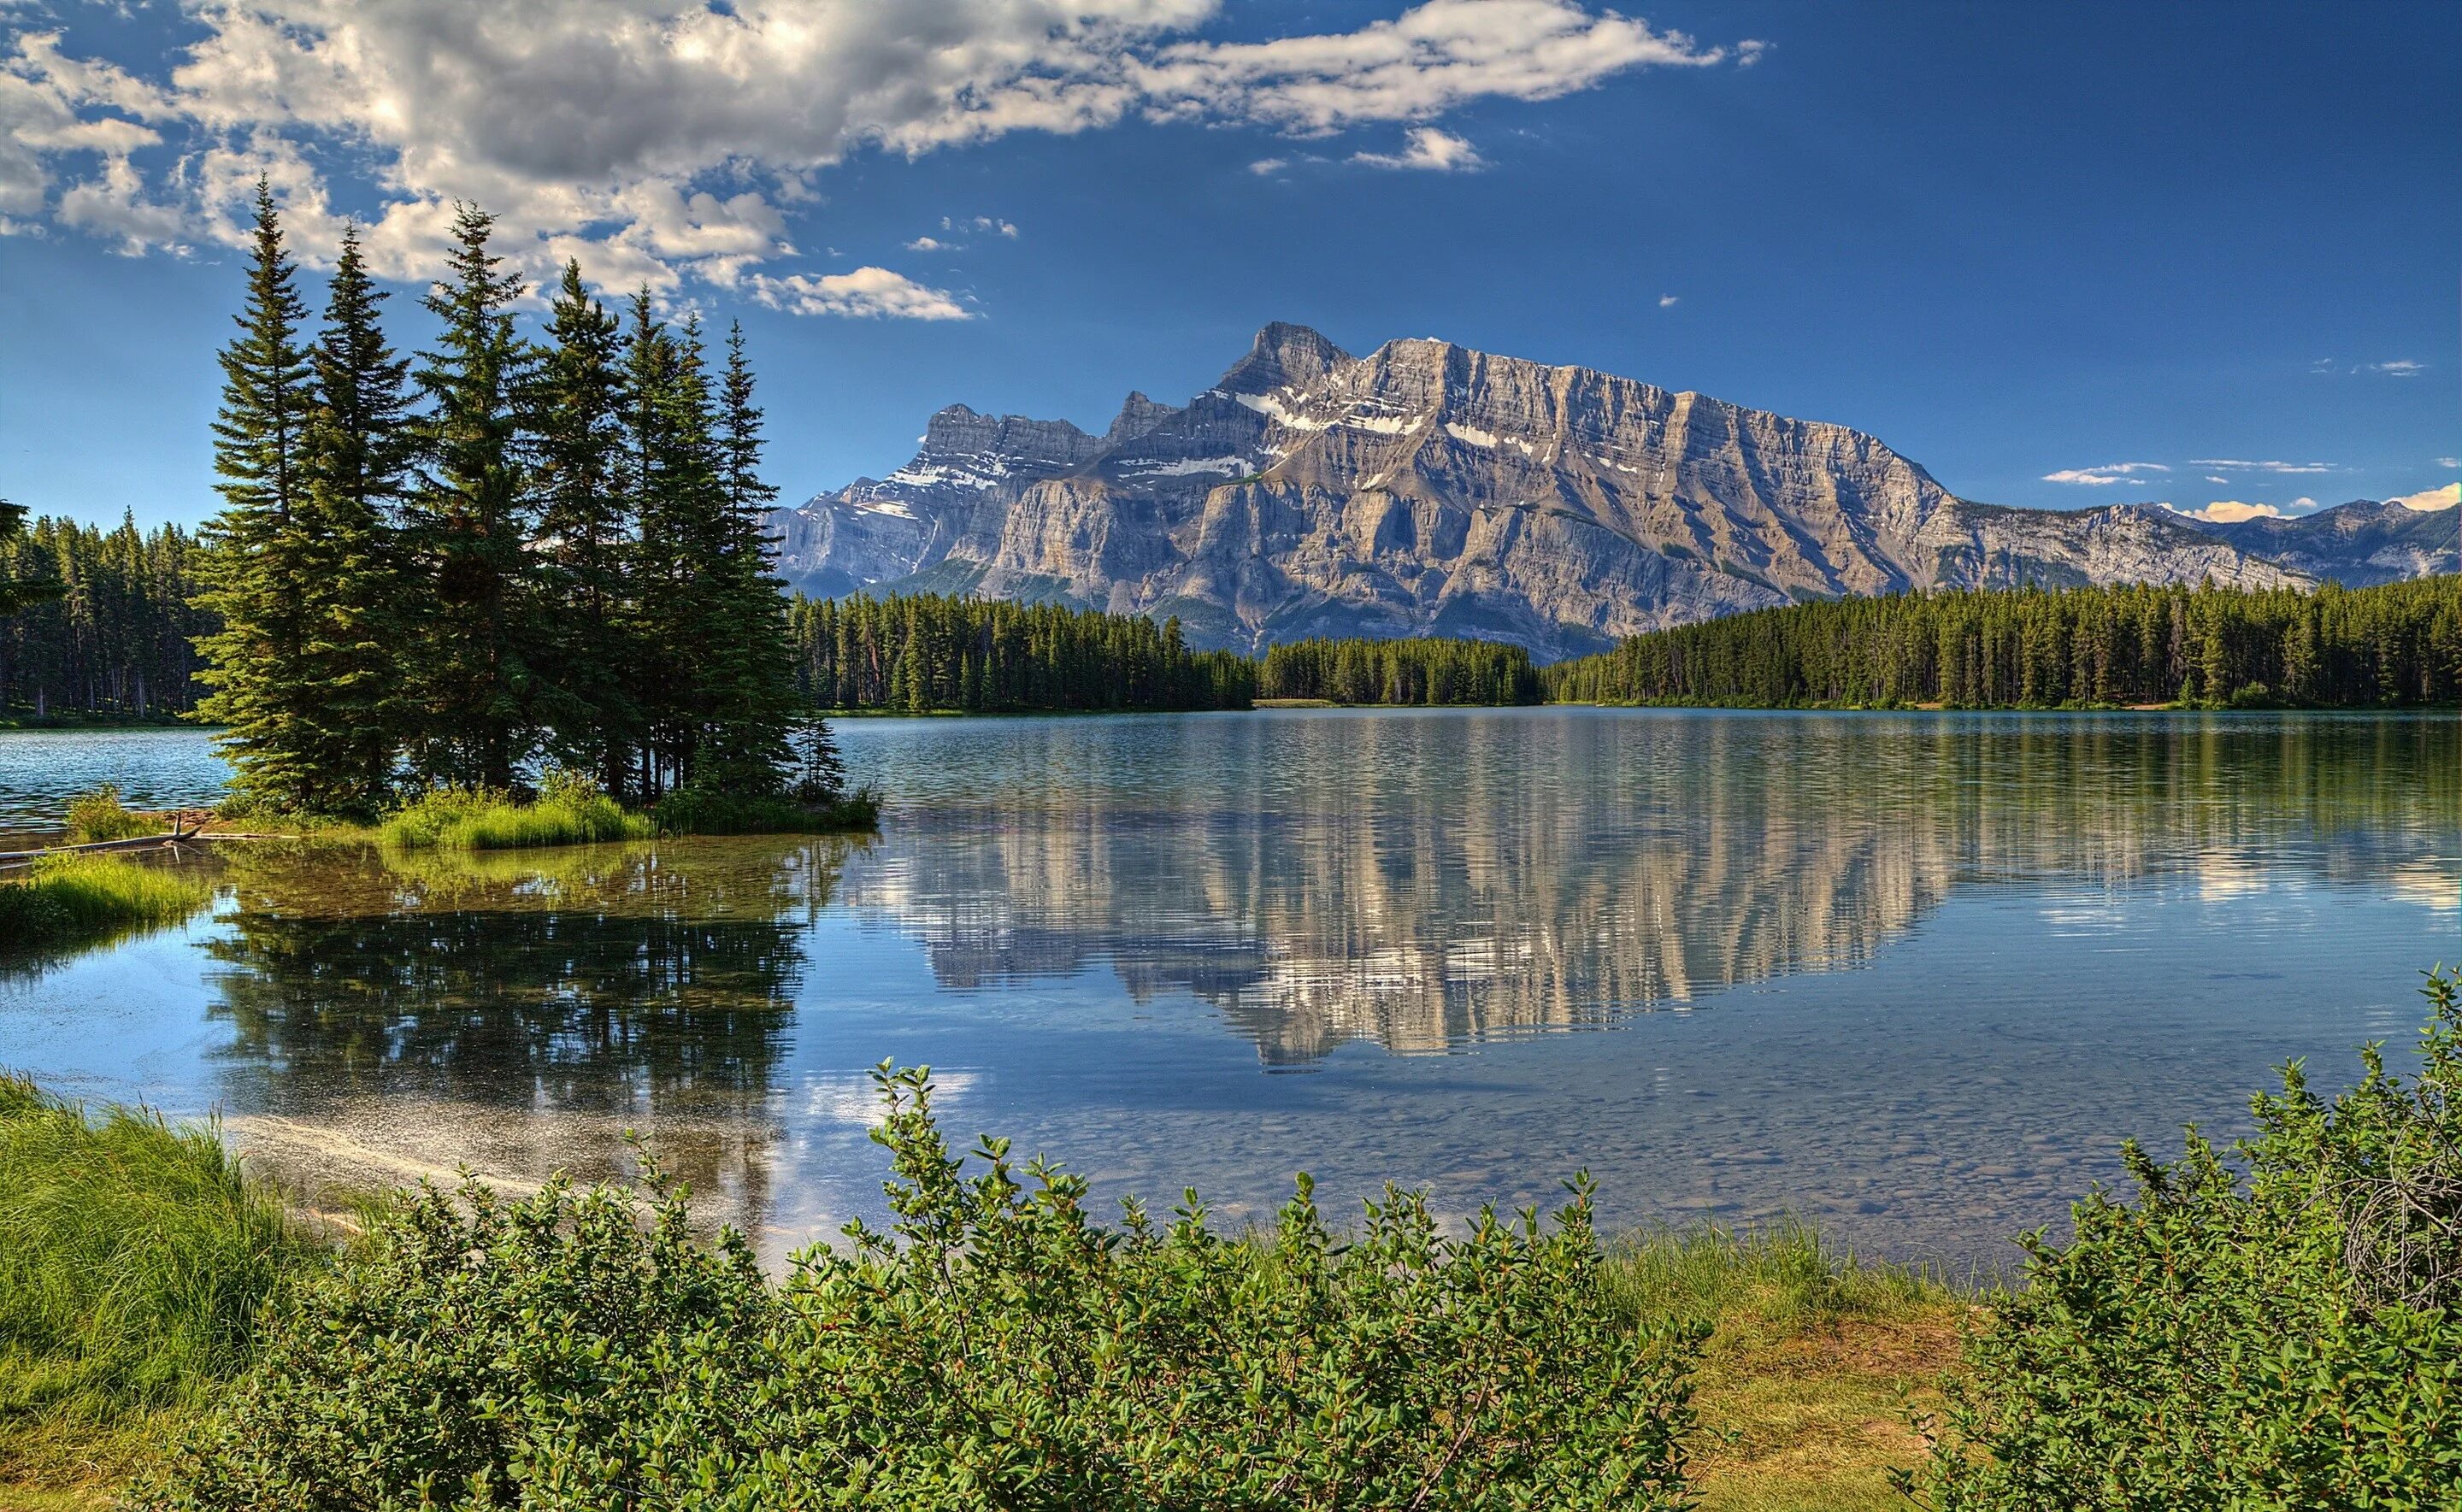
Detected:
left=194, top=181, right=321, bottom=809
left=403, top=203, right=538, bottom=789
left=531, top=261, right=637, bottom=795
left=618, top=292, right=701, bottom=796
left=293, top=221, right=413, bottom=815
left=0, top=497, right=62, bottom=618
left=695, top=320, right=797, bottom=793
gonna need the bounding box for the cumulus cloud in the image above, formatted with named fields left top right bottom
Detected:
left=1350, top=124, right=1484, bottom=170
left=2189, top=458, right=2333, bottom=475
left=2041, top=462, right=2170, bottom=486
left=1247, top=156, right=1287, bottom=174
left=750, top=266, right=970, bottom=320
left=904, top=235, right=951, bottom=250
left=1657, top=293, right=1677, bottom=307
left=942, top=215, right=1017, bottom=238
left=2173, top=501, right=2284, bottom=523
left=1, top=0, right=1740, bottom=309
left=2393, top=482, right=2459, bottom=513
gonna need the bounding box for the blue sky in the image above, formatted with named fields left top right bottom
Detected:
left=2, top=0, right=2454, bottom=531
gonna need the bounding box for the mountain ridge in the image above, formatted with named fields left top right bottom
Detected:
left=769, top=324, right=2434, bottom=659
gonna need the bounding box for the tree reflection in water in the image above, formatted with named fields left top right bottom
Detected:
left=202, top=835, right=864, bottom=1234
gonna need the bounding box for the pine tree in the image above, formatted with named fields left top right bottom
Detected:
left=194, top=180, right=321, bottom=809
left=402, top=203, right=538, bottom=789
left=694, top=320, right=797, bottom=793
left=0, top=497, right=62, bottom=619
left=788, top=713, right=848, bottom=804
left=531, top=261, right=637, bottom=795
left=292, top=221, right=413, bottom=815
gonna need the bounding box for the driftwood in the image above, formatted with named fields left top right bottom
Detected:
left=0, top=809, right=287, bottom=869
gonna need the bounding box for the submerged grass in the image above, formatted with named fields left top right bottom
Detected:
left=1601, top=1221, right=1972, bottom=1512
left=0, top=1080, right=329, bottom=1492
left=0, top=856, right=211, bottom=956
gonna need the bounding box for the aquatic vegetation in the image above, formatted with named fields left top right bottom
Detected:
left=0, top=855, right=210, bottom=954
left=651, top=783, right=881, bottom=835
left=1902, top=968, right=2462, bottom=1509
left=375, top=771, right=653, bottom=850
left=138, top=1063, right=1701, bottom=1509
left=62, top=784, right=163, bottom=844
left=0, top=1079, right=327, bottom=1486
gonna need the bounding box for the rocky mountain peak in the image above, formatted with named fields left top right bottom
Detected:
left=1216, top=321, right=1352, bottom=396
left=1104, top=390, right=1181, bottom=443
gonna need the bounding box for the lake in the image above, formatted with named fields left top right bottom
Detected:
left=1, top=710, right=2453, bottom=1272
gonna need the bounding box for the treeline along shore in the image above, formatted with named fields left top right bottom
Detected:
left=8, top=561, right=2454, bottom=723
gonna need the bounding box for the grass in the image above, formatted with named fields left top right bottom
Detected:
left=0, top=856, right=211, bottom=956
left=61, top=786, right=162, bottom=845
left=376, top=780, right=654, bottom=851
left=1600, top=1221, right=1973, bottom=1512
left=651, top=785, right=881, bottom=836
left=0, top=1079, right=329, bottom=1497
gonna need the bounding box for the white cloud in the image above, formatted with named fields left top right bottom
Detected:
left=1350, top=125, right=1485, bottom=170
left=2438, top=456, right=2460, bottom=469
left=749, top=266, right=970, bottom=320
left=1247, top=156, right=1287, bottom=174
left=2189, top=458, right=2333, bottom=475
left=1, top=0, right=1738, bottom=307
left=904, top=234, right=952, bottom=250
left=2041, top=462, right=2170, bottom=486
left=2204, top=474, right=2229, bottom=484
left=1657, top=293, right=1677, bottom=308
left=2170, top=501, right=2283, bottom=523
left=2392, top=482, right=2459, bottom=513
left=2365, top=359, right=2424, bottom=377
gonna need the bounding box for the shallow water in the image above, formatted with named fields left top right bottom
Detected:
left=0, top=709, right=2453, bottom=1270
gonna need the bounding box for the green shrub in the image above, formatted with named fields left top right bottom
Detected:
left=1902, top=968, right=2462, bottom=1509
left=63, top=783, right=162, bottom=844
left=377, top=771, right=653, bottom=850
left=652, top=783, right=881, bottom=836
left=0, top=1080, right=325, bottom=1474
left=0, top=854, right=211, bottom=954
left=138, top=1064, right=1700, bottom=1510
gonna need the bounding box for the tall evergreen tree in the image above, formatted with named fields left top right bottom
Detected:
left=530, top=261, right=637, bottom=795
left=0, top=497, right=62, bottom=618
left=695, top=320, right=797, bottom=793
left=617, top=291, right=694, bottom=796
left=403, top=203, right=538, bottom=789
left=193, top=181, right=321, bottom=808
left=292, top=221, right=415, bottom=814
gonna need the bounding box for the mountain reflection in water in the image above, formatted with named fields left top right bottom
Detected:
left=841, top=711, right=2456, bottom=1062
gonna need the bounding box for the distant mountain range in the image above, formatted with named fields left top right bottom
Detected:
left=769, top=324, right=2458, bottom=659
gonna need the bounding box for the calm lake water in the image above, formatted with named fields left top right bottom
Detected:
left=1, top=710, right=2454, bottom=1271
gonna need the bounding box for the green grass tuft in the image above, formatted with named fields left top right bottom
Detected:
left=0, top=856, right=211, bottom=956
left=377, top=775, right=654, bottom=851
left=651, top=785, right=881, bottom=836
left=61, top=785, right=162, bottom=844
left=0, top=1080, right=327, bottom=1485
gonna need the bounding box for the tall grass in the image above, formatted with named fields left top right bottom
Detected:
left=62, top=785, right=162, bottom=844
left=0, top=856, right=211, bottom=955
left=1602, top=1219, right=1947, bottom=1333
left=0, top=1079, right=327, bottom=1480
left=377, top=772, right=653, bottom=851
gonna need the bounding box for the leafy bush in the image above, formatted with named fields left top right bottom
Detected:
left=0, top=1079, right=325, bottom=1479
left=0, top=854, right=211, bottom=954
left=63, top=782, right=163, bottom=843
left=138, top=1064, right=1700, bottom=1510
left=1902, top=968, right=2462, bottom=1509
left=377, top=771, right=653, bottom=850
left=652, top=783, right=880, bottom=836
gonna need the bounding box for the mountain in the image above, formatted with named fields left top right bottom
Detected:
left=2176, top=498, right=2459, bottom=587
left=772, top=323, right=2317, bottom=659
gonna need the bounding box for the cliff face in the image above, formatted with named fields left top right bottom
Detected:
left=774, top=323, right=2318, bottom=658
